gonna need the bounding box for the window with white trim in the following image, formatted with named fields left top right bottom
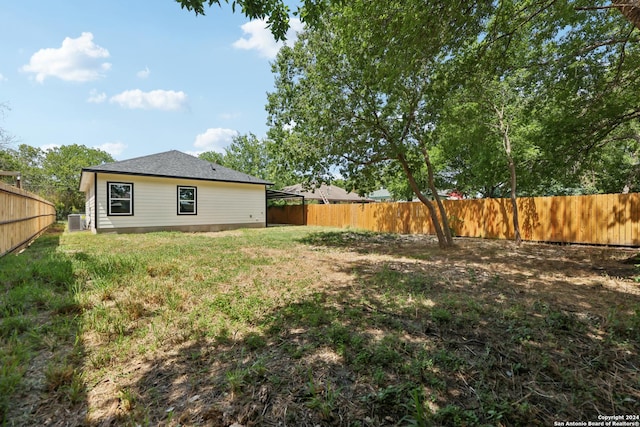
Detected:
left=108, top=182, right=133, bottom=215
left=178, top=186, right=197, bottom=215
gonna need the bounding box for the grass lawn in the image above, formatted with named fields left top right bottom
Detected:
left=1, top=223, right=639, bottom=426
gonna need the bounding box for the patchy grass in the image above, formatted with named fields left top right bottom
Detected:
left=0, top=223, right=85, bottom=424
left=2, top=225, right=640, bottom=425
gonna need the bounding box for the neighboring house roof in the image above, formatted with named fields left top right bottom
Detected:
left=368, top=188, right=393, bottom=201
left=282, top=183, right=371, bottom=203
left=80, top=150, right=272, bottom=191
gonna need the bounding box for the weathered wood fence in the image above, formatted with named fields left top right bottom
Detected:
left=267, top=193, right=640, bottom=246
left=1, top=182, right=56, bottom=256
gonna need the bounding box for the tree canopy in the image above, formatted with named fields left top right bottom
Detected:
left=199, top=133, right=298, bottom=188
left=266, top=0, right=640, bottom=247
left=175, top=0, right=333, bottom=40
left=267, top=1, right=497, bottom=247
left=1, top=144, right=114, bottom=218
left=176, top=0, right=640, bottom=40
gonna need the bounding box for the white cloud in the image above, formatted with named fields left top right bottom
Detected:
left=0, top=73, right=7, bottom=82
left=21, top=32, right=111, bottom=83
left=95, top=141, right=126, bottom=156
left=87, top=89, right=107, bottom=103
left=193, top=128, right=238, bottom=152
left=109, top=89, right=188, bottom=111
left=136, top=66, right=150, bottom=79
left=232, top=18, right=303, bottom=59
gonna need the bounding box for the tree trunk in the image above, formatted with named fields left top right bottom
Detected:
left=506, top=151, right=521, bottom=244
left=495, top=106, right=522, bottom=245
left=614, top=0, right=640, bottom=30
left=421, top=146, right=454, bottom=246
left=397, top=154, right=452, bottom=248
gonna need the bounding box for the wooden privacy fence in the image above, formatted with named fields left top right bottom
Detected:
left=267, top=193, right=640, bottom=246
left=1, top=182, right=56, bottom=256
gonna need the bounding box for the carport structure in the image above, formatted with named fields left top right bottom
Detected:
left=266, top=189, right=305, bottom=226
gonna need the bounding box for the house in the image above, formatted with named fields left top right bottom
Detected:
left=79, top=150, right=272, bottom=234
left=367, top=188, right=393, bottom=202
left=282, top=183, right=371, bottom=204
left=366, top=188, right=464, bottom=203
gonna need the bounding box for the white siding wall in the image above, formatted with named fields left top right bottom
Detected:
left=95, top=173, right=266, bottom=230
left=84, top=174, right=96, bottom=231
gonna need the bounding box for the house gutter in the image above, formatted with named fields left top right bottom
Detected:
left=80, top=169, right=273, bottom=187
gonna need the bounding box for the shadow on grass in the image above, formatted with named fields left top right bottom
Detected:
left=102, top=230, right=639, bottom=426
left=0, top=223, right=88, bottom=425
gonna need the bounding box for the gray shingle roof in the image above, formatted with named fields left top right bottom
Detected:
left=82, top=150, right=272, bottom=185
left=282, top=183, right=371, bottom=203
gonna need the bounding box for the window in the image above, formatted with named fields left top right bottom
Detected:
left=178, top=186, right=197, bottom=215
left=108, top=182, right=133, bottom=215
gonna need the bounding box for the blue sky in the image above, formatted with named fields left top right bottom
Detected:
left=0, top=1, right=302, bottom=160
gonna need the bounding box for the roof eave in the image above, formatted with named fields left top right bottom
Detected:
left=79, top=170, right=93, bottom=193
left=81, top=169, right=273, bottom=186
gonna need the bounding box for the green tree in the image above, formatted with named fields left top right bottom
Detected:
left=0, top=152, right=21, bottom=186
left=267, top=0, right=640, bottom=248
left=0, top=145, right=46, bottom=188
left=221, top=133, right=271, bottom=179
left=42, top=145, right=114, bottom=218
left=437, top=0, right=640, bottom=199
left=577, top=122, right=640, bottom=194
left=501, top=0, right=640, bottom=196
left=199, top=133, right=298, bottom=188
left=437, top=92, right=510, bottom=199
left=176, top=0, right=640, bottom=40
left=267, top=1, right=493, bottom=248
left=175, top=0, right=331, bottom=41
left=437, top=66, right=542, bottom=243
left=198, top=150, right=225, bottom=165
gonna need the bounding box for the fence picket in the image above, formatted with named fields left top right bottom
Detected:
left=267, top=193, right=640, bottom=247
left=0, top=182, right=56, bottom=256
